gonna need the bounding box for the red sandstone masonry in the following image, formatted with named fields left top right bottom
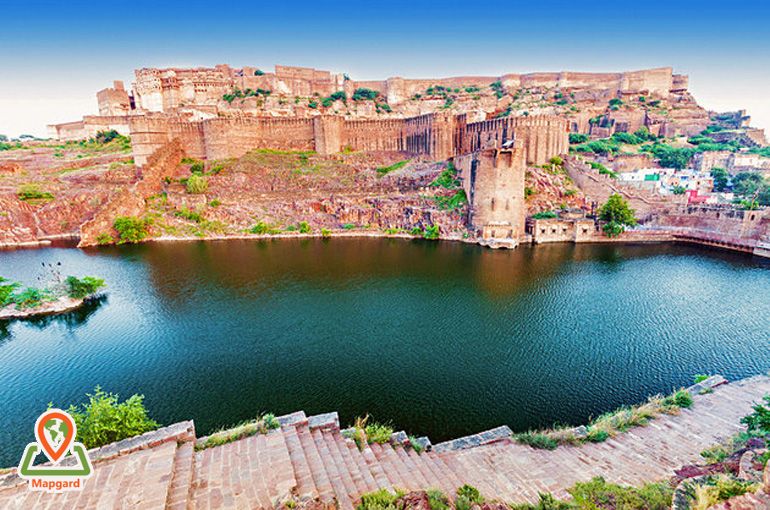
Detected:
left=78, top=140, right=184, bottom=247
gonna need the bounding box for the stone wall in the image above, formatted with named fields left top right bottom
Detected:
left=128, top=112, right=569, bottom=167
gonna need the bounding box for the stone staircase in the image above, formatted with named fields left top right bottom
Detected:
left=0, top=374, right=769, bottom=509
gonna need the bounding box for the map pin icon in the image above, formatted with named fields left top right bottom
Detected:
left=34, top=409, right=76, bottom=463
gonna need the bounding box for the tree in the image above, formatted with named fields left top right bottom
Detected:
left=598, top=194, right=637, bottom=237
left=732, top=172, right=764, bottom=196
left=710, top=167, right=729, bottom=192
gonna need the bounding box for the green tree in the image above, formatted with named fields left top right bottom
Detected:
left=65, top=276, right=106, bottom=299
left=732, top=172, right=764, bottom=196
left=710, top=167, right=729, bottom=192
left=62, top=387, right=159, bottom=449
left=598, top=194, right=637, bottom=237
left=113, top=216, right=150, bottom=244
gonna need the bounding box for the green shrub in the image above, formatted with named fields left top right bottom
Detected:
left=456, top=485, right=483, bottom=504
left=186, top=174, right=208, bottom=194
left=61, top=387, right=159, bottom=449
left=422, top=225, right=440, bottom=240
left=532, top=211, right=558, bottom=219
left=376, top=159, right=409, bottom=175
left=12, top=287, right=49, bottom=309
left=65, top=276, right=105, bottom=299
left=96, top=233, right=114, bottom=245
left=113, top=216, right=150, bottom=244
left=435, top=190, right=467, bottom=211
left=254, top=69, right=264, bottom=76
left=250, top=221, right=270, bottom=234
left=352, top=88, right=378, bottom=101
left=321, top=228, right=331, bottom=238
left=515, top=432, right=559, bottom=450
left=586, top=429, right=610, bottom=443
left=608, top=98, right=623, bottom=107
left=741, top=395, right=770, bottom=435
left=431, top=164, right=461, bottom=188
left=573, top=139, right=620, bottom=155
left=425, top=489, right=449, bottom=510
left=209, top=199, right=221, bottom=207
left=17, top=184, right=54, bottom=202
left=196, top=412, right=280, bottom=451
left=569, top=477, right=672, bottom=510
left=611, top=132, right=642, bottom=145
left=509, top=493, right=574, bottom=510
left=298, top=221, right=311, bottom=233
left=569, top=133, right=589, bottom=144
left=662, top=389, right=693, bottom=409
left=175, top=207, right=203, bottom=223
left=0, top=278, right=20, bottom=307
left=357, top=489, right=399, bottom=510
left=364, top=422, right=394, bottom=444
left=342, top=223, right=356, bottom=230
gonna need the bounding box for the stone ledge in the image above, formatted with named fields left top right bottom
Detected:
left=686, top=375, right=728, bottom=396
left=308, top=412, right=339, bottom=431
left=432, top=425, right=513, bottom=453
left=278, top=411, right=308, bottom=427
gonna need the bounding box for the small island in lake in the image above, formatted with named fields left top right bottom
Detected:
left=0, top=273, right=105, bottom=320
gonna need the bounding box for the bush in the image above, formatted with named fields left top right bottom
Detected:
left=96, top=233, right=114, bottom=245
left=434, top=190, right=467, bottom=211
left=569, top=477, right=672, bottom=510
left=186, top=174, right=208, bottom=194
left=514, top=432, right=559, bottom=450
left=431, top=164, right=461, bottom=188
left=298, top=221, right=311, bottom=234
left=376, top=159, right=409, bottom=176
left=569, top=133, right=589, bottom=144
left=113, top=216, right=150, bottom=244
left=611, top=132, right=641, bottom=145
left=532, top=211, right=558, bottom=219
left=456, top=485, right=483, bottom=504
left=321, top=228, right=331, bottom=238
left=254, top=69, right=264, bottom=76
left=358, top=489, right=399, bottom=510
left=741, top=395, right=770, bottom=435
left=662, top=389, right=693, bottom=409
left=364, top=422, right=394, bottom=444
left=94, top=129, right=120, bottom=144
left=61, top=387, right=159, bottom=449
left=0, top=278, right=20, bottom=307
left=12, top=287, right=50, bottom=310
left=249, top=221, right=270, bottom=235
left=427, top=489, right=449, bottom=510
left=422, top=225, right=440, bottom=239
left=352, top=88, right=378, bottom=101
left=17, top=184, right=54, bottom=202
left=65, top=276, right=106, bottom=299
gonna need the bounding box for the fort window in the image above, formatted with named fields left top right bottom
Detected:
left=582, top=228, right=588, bottom=234
left=540, top=228, right=545, bottom=234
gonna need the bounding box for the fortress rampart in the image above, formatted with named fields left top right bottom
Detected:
left=129, top=112, right=569, bottom=166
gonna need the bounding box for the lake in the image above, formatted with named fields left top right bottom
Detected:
left=0, top=238, right=769, bottom=466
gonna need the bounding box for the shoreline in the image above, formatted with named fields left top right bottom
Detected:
left=0, top=228, right=765, bottom=259
left=0, top=296, right=88, bottom=320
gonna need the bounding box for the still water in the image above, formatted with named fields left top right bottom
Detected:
left=0, top=239, right=769, bottom=466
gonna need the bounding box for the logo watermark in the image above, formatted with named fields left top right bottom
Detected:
left=17, top=409, right=93, bottom=492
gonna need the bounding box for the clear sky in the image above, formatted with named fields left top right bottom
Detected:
left=1, top=0, right=769, bottom=138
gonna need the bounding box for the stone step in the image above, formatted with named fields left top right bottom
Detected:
left=393, top=445, right=430, bottom=488
left=320, top=429, right=359, bottom=508
left=408, top=448, right=455, bottom=496
left=166, top=441, right=196, bottom=510
left=311, top=428, right=354, bottom=510
left=281, top=422, right=318, bottom=500
left=358, top=442, right=394, bottom=492
left=339, top=434, right=382, bottom=493
left=425, top=451, right=465, bottom=493
left=329, top=431, right=376, bottom=495
left=370, top=442, right=413, bottom=491
left=295, top=424, right=335, bottom=503
left=265, top=429, right=299, bottom=506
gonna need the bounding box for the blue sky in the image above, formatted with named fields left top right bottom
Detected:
left=1, top=0, right=769, bottom=137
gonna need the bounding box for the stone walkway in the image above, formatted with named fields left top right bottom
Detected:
left=0, top=374, right=768, bottom=509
